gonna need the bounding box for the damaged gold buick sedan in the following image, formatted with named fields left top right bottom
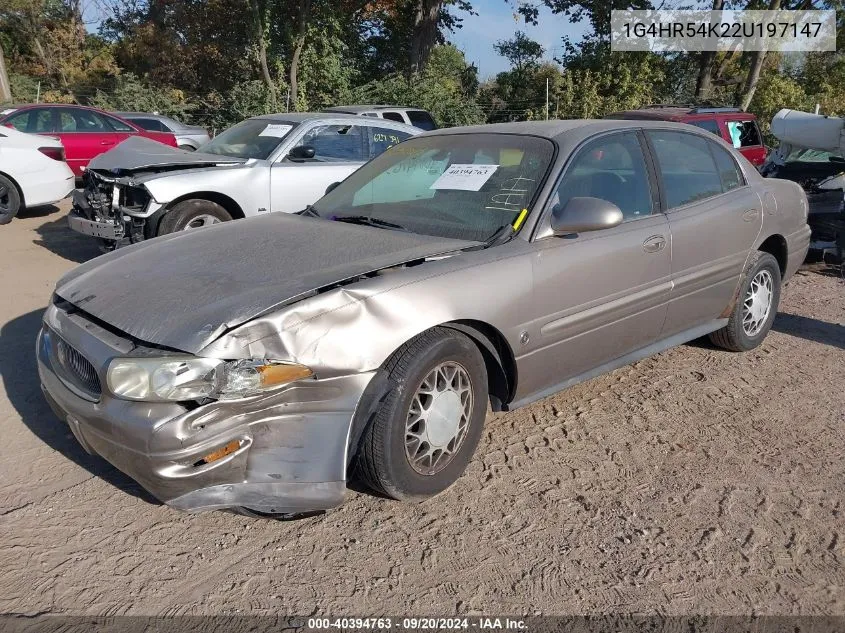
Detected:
left=38, top=120, right=810, bottom=516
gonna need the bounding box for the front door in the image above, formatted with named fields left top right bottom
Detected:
left=645, top=129, right=763, bottom=336
left=517, top=130, right=673, bottom=399
left=55, top=108, right=121, bottom=176
left=270, top=122, right=367, bottom=213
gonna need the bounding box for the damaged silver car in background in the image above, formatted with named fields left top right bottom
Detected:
left=68, top=112, right=419, bottom=249
left=40, top=120, right=809, bottom=517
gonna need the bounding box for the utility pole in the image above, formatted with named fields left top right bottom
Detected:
left=545, top=77, right=549, bottom=120
left=0, top=44, right=11, bottom=104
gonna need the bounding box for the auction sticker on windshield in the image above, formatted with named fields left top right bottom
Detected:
left=430, top=164, right=498, bottom=191
left=259, top=124, right=293, bottom=138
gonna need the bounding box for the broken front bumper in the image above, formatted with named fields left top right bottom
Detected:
left=36, top=302, right=374, bottom=514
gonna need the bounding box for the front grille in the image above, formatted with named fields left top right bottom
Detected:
left=54, top=335, right=102, bottom=399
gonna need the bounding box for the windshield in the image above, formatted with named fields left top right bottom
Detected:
left=198, top=118, right=295, bottom=159
left=311, top=133, right=555, bottom=242
left=785, top=148, right=844, bottom=164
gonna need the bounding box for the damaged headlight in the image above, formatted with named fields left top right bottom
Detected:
left=106, top=357, right=313, bottom=402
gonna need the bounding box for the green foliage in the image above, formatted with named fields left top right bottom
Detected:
left=90, top=73, right=192, bottom=120
left=349, top=45, right=484, bottom=127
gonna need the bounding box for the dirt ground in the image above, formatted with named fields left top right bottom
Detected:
left=1, top=202, right=844, bottom=617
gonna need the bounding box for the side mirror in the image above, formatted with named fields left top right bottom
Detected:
left=288, top=145, right=316, bottom=160
left=551, top=196, right=624, bottom=236
left=325, top=181, right=341, bottom=195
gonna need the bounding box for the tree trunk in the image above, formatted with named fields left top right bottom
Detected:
left=409, top=0, right=442, bottom=75
left=289, top=0, right=312, bottom=110
left=251, top=0, right=275, bottom=107
left=0, top=44, right=11, bottom=103
left=738, top=0, right=782, bottom=110
left=694, top=0, right=724, bottom=100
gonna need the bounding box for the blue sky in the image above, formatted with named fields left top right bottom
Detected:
left=449, top=1, right=590, bottom=79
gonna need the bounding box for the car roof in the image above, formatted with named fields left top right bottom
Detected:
left=249, top=112, right=420, bottom=131
left=324, top=105, right=426, bottom=113
left=113, top=112, right=172, bottom=120
left=422, top=118, right=701, bottom=139
left=607, top=105, right=754, bottom=121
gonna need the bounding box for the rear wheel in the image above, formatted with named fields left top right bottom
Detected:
left=0, top=174, right=22, bottom=225
left=157, top=199, right=232, bottom=236
left=710, top=251, right=781, bottom=351
left=356, top=327, right=488, bottom=501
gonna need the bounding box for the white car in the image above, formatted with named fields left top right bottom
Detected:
left=0, top=126, right=75, bottom=224
left=67, top=113, right=421, bottom=247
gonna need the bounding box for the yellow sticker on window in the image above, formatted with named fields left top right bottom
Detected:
left=499, top=149, right=524, bottom=166
left=512, top=208, right=528, bottom=230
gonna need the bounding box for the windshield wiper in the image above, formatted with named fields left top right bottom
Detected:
left=299, top=205, right=320, bottom=218
left=333, top=215, right=410, bottom=232
left=464, top=224, right=515, bottom=251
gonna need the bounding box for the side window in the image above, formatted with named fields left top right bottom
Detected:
left=102, top=114, right=135, bottom=132
left=709, top=142, right=744, bottom=192
left=6, top=109, right=54, bottom=133
left=294, top=124, right=365, bottom=162
left=408, top=110, right=437, bottom=130
left=689, top=119, right=720, bottom=136
left=554, top=131, right=653, bottom=221
left=381, top=111, right=405, bottom=123
left=58, top=108, right=109, bottom=132
left=127, top=118, right=164, bottom=132
left=648, top=131, right=723, bottom=208
left=726, top=120, right=762, bottom=148
left=367, top=126, right=413, bottom=159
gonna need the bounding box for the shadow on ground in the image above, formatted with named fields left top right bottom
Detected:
left=773, top=312, right=845, bottom=351
left=0, top=308, right=158, bottom=505
left=32, top=209, right=102, bottom=264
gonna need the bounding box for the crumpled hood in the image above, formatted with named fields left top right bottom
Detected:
left=87, top=136, right=245, bottom=173
left=55, top=213, right=477, bottom=353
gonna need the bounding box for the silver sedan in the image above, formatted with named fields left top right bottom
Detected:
left=38, top=119, right=811, bottom=516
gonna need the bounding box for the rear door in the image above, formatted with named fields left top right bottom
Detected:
left=645, top=129, right=762, bottom=336
left=269, top=121, right=368, bottom=213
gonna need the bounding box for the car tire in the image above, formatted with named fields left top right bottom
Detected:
left=0, top=174, right=22, bottom=225
left=157, top=199, right=232, bottom=236
left=709, top=251, right=782, bottom=352
left=356, top=327, right=488, bottom=501
left=178, top=144, right=196, bottom=152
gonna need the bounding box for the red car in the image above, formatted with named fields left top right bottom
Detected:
left=606, top=105, right=767, bottom=167
left=0, top=104, right=179, bottom=176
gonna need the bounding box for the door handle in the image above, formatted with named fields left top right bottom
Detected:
left=100, top=140, right=115, bottom=145
left=642, top=235, right=666, bottom=253
left=742, top=208, right=760, bottom=222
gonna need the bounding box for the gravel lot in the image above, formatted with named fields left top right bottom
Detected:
left=1, top=202, right=844, bottom=617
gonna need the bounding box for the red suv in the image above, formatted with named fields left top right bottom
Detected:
left=606, top=105, right=767, bottom=167
left=0, top=104, right=179, bottom=176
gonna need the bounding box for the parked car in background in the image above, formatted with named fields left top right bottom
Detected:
left=39, top=119, right=810, bottom=517
left=761, top=108, right=845, bottom=262
left=323, top=105, right=437, bottom=130
left=606, top=105, right=767, bottom=167
left=0, top=104, right=178, bottom=176
left=0, top=125, right=74, bottom=224
left=68, top=113, right=419, bottom=248
left=112, top=112, right=211, bottom=151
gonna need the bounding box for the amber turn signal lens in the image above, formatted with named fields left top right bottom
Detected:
left=257, top=363, right=313, bottom=387
left=199, top=440, right=241, bottom=465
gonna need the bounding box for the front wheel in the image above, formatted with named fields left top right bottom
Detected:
left=0, top=174, right=22, bottom=225
left=356, top=327, right=488, bottom=501
left=710, top=251, right=782, bottom=352
left=157, top=199, right=232, bottom=236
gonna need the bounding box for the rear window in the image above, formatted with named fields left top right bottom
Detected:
left=381, top=112, right=405, bottom=123
left=726, top=120, right=762, bottom=148
left=688, top=119, right=720, bottom=136
left=408, top=110, right=437, bottom=130
left=648, top=130, right=724, bottom=208
left=128, top=117, right=167, bottom=132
